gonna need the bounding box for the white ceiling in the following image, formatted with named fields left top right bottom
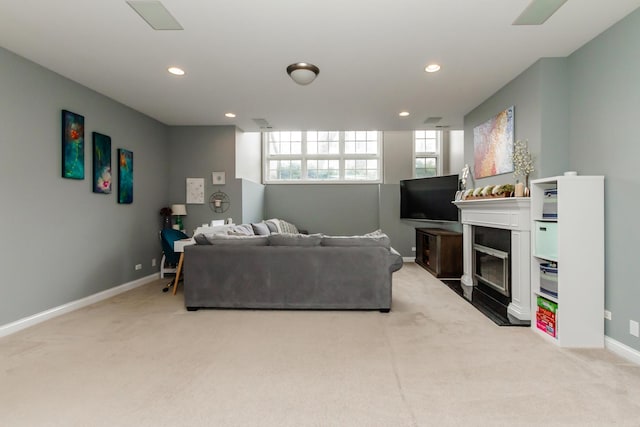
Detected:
left=1, top=0, right=639, bottom=132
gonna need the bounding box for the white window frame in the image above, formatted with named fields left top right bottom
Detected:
left=413, top=130, right=442, bottom=178
left=263, top=131, right=383, bottom=184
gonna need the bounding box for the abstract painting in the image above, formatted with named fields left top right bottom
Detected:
left=473, top=106, right=514, bottom=179
left=92, top=132, right=111, bottom=194
left=61, top=110, right=85, bottom=179
left=117, top=148, right=133, bottom=204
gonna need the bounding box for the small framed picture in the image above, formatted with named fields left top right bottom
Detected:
left=212, top=171, right=225, bottom=185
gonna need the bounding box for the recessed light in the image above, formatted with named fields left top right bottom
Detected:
left=425, top=64, right=441, bottom=73
left=399, top=111, right=410, bottom=117
left=225, top=113, right=236, bottom=118
left=168, top=67, right=185, bottom=76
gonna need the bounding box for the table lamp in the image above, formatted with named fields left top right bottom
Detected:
left=171, top=204, right=187, bottom=230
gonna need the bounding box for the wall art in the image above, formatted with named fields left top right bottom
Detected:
left=473, top=105, right=514, bottom=179
left=92, top=132, right=112, bottom=194
left=117, top=148, right=133, bottom=204
left=61, top=110, right=85, bottom=179
left=212, top=171, right=225, bottom=185
left=186, top=177, right=205, bottom=204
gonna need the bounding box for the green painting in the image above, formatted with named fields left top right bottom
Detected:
left=62, top=110, right=84, bottom=179
left=117, top=148, right=133, bottom=204
left=92, top=132, right=111, bottom=194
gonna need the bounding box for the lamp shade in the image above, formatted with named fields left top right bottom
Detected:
left=286, top=62, right=319, bottom=85
left=170, top=204, right=187, bottom=216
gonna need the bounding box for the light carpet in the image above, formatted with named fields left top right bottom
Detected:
left=1, top=263, right=639, bottom=426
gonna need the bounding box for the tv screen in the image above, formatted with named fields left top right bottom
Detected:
left=400, top=174, right=459, bottom=222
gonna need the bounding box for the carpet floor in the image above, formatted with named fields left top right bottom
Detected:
left=1, top=263, right=639, bottom=426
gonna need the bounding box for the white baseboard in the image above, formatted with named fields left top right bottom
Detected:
left=0, top=273, right=159, bottom=338
left=605, top=336, right=640, bottom=365
left=403, top=257, right=415, bottom=263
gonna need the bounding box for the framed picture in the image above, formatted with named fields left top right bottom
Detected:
left=186, top=177, right=205, bottom=204
left=117, top=148, right=133, bottom=204
left=61, top=110, right=85, bottom=179
left=473, top=106, right=514, bottom=179
left=212, top=171, right=225, bottom=185
left=92, top=132, right=111, bottom=194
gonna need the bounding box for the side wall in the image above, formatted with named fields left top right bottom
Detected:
left=0, top=47, right=169, bottom=325
left=568, top=9, right=640, bottom=351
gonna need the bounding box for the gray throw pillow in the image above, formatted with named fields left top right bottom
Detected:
left=269, top=233, right=322, bottom=247
left=194, top=234, right=211, bottom=245
left=204, top=235, right=269, bottom=246
left=228, top=224, right=255, bottom=236
left=251, top=222, right=271, bottom=236
left=265, top=220, right=279, bottom=233
left=321, top=234, right=391, bottom=248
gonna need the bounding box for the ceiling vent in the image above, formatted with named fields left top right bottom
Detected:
left=252, top=118, right=271, bottom=129
left=513, top=0, right=568, bottom=25
left=423, top=117, right=442, bottom=124
left=127, top=1, right=183, bottom=30
left=435, top=125, right=450, bottom=129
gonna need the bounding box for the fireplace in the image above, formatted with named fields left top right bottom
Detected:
left=453, top=198, right=531, bottom=324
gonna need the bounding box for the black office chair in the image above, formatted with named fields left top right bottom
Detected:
left=160, top=228, right=189, bottom=292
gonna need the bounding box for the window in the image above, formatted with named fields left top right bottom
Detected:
left=264, top=131, right=381, bottom=183
left=414, top=130, right=441, bottom=178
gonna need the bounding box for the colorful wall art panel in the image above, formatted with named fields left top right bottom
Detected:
left=92, top=132, right=112, bottom=194
left=473, top=105, right=515, bottom=179
left=61, top=110, right=85, bottom=179
left=117, top=148, right=133, bottom=204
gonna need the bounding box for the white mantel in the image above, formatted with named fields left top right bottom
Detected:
left=453, top=198, right=531, bottom=323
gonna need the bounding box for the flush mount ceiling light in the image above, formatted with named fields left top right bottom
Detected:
left=224, top=113, right=236, bottom=118
left=425, top=64, right=441, bottom=73
left=399, top=111, right=410, bottom=117
left=513, top=0, right=568, bottom=25
left=286, top=62, right=320, bottom=85
left=168, top=66, right=185, bottom=76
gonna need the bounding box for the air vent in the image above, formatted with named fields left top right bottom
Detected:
left=127, top=1, right=183, bottom=30
left=513, top=0, right=568, bottom=25
left=252, top=118, right=271, bottom=129
left=423, top=117, right=442, bottom=124
left=435, top=125, right=450, bottom=129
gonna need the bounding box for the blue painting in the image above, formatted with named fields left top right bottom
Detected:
left=92, top=132, right=111, bottom=194
left=62, top=110, right=84, bottom=179
left=117, top=148, right=133, bottom=204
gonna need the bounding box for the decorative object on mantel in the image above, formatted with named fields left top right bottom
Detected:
left=212, top=171, right=225, bottom=185
left=159, top=206, right=172, bottom=229
left=473, top=105, right=514, bottom=179
left=513, top=139, right=534, bottom=196
left=461, top=184, right=515, bottom=200
left=459, top=164, right=471, bottom=190
left=209, top=191, right=230, bottom=213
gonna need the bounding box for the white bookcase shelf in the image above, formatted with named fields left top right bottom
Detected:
left=530, top=175, right=604, bottom=348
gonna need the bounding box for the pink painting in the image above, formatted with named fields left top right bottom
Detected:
left=473, top=106, right=514, bottom=179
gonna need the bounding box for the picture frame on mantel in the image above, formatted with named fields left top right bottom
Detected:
left=212, top=171, right=225, bottom=185
left=473, top=105, right=514, bottom=179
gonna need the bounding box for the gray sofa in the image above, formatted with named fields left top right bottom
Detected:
left=183, top=233, right=403, bottom=312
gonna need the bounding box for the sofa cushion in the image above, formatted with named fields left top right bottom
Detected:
left=269, top=233, right=322, bottom=247
left=227, top=224, right=255, bottom=236
left=321, top=234, right=391, bottom=249
left=251, top=222, right=271, bottom=236
left=202, top=235, right=269, bottom=246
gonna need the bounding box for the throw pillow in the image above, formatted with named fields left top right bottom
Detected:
left=321, top=234, right=391, bottom=248
left=227, top=224, right=255, bottom=236
left=251, top=222, right=271, bottom=236
left=194, top=234, right=211, bottom=245
left=279, top=219, right=299, bottom=234
left=265, top=218, right=282, bottom=233
left=365, top=229, right=384, bottom=237
left=204, top=235, right=269, bottom=246
left=269, top=233, right=322, bottom=247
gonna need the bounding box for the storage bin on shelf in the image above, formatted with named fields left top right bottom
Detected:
left=534, top=221, right=558, bottom=259
left=542, top=188, right=558, bottom=219
left=539, top=262, right=558, bottom=297
left=536, top=296, right=557, bottom=338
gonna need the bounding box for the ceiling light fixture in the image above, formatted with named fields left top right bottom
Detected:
left=425, top=64, right=441, bottom=73
left=286, top=62, right=320, bottom=85
left=225, top=113, right=236, bottom=118
left=399, top=111, right=410, bottom=117
left=168, top=67, right=185, bottom=76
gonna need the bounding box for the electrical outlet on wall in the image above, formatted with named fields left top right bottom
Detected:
left=152, top=258, right=157, bottom=267
left=604, top=310, right=612, bottom=320
left=411, top=247, right=416, bottom=252
left=135, top=264, right=142, bottom=271
left=630, top=320, right=639, bottom=338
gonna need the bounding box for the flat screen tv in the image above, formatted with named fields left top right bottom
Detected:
left=400, top=174, right=459, bottom=222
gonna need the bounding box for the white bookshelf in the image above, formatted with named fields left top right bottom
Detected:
left=530, top=175, right=604, bottom=347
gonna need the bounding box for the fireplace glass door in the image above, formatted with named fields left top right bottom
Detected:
left=474, top=244, right=509, bottom=297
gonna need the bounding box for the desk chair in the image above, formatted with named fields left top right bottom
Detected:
left=160, top=228, right=189, bottom=292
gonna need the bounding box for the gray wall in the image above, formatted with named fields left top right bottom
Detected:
left=0, top=47, right=169, bottom=326
left=242, top=179, right=265, bottom=224
left=167, top=126, right=241, bottom=232
left=567, top=9, right=640, bottom=350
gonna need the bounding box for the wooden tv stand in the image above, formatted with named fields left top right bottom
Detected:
left=415, top=228, right=462, bottom=278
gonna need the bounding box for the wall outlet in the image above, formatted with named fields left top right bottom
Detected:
left=630, top=320, right=639, bottom=338
left=135, top=264, right=142, bottom=271
left=604, top=310, right=612, bottom=320
left=151, top=258, right=157, bottom=267
left=411, top=247, right=416, bottom=252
